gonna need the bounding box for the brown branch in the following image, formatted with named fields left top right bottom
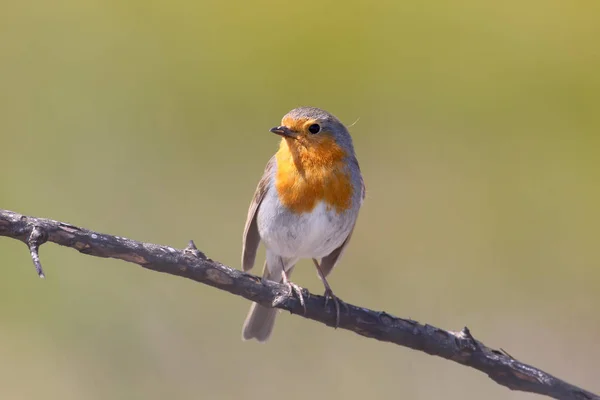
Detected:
left=0, top=208, right=597, bottom=400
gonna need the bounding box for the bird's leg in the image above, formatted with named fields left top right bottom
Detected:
left=312, top=258, right=346, bottom=328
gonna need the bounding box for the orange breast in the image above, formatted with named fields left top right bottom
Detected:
left=275, top=136, right=353, bottom=214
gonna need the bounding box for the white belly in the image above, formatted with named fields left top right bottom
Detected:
left=257, top=193, right=352, bottom=259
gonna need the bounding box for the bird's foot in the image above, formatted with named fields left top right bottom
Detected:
left=323, top=288, right=348, bottom=329
left=272, top=278, right=306, bottom=314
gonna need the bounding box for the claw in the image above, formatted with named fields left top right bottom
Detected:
left=272, top=269, right=307, bottom=314
left=324, top=288, right=343, bottom=328
left=287, top=281, right=306, bottom=312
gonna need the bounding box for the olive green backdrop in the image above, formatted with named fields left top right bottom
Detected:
left=1, top=1, right=598, bottom=399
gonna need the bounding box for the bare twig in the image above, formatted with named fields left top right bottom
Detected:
left=27, top=225, right=47, bottom=278
left=0, top=208, right=597, bottom=400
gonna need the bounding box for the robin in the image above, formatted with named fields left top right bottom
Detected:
left=241, top=106, right=365, bottom=342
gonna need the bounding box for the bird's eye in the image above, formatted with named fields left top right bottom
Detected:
left=308, top=124, right=321, bottom=134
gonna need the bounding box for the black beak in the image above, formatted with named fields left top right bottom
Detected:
left=270, top=126, right=296, bottom=138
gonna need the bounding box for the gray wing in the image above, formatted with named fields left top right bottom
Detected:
left=319, top=161, right=365, bottom=277
left=318, top=223, right=357, bottom=278
left=242, top=155, right=276, bottom=271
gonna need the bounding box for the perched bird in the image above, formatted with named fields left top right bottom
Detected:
left=241, top=106, right=365, bottom=342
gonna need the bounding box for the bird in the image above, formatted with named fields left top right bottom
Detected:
left=241, top=106, right=365, bottom=342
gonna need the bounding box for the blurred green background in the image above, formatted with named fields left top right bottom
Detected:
left=1, top=0, right=599, bottom=398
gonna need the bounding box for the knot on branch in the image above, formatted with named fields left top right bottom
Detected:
left=184, top=240, right=206, bottom=259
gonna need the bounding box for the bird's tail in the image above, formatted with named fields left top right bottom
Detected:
left=242, top=260, right=294, bottom=342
